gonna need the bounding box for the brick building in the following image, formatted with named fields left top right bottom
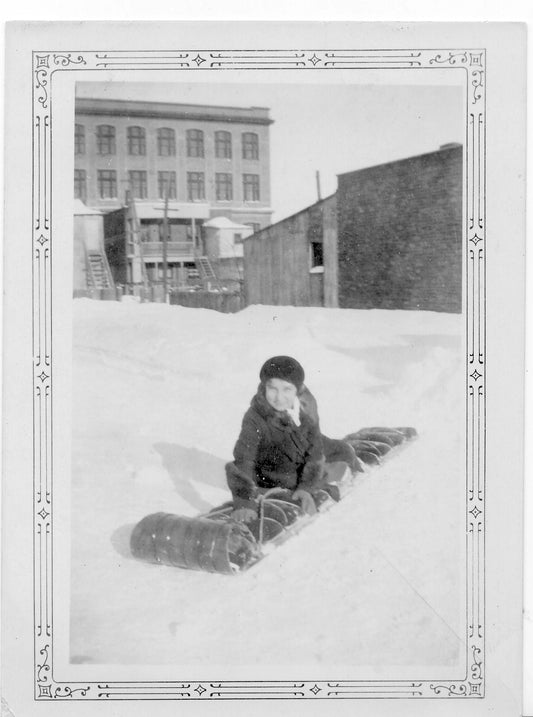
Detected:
left=243, top=144, right=463, bottom=313
left=74, top=97, right=273, bottom=289
left=337, top=143, right=463, bottom=312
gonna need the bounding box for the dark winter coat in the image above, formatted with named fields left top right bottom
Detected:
left=226, top=385, right=325, bottom=502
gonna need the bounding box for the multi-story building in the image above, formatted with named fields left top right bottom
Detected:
left=74, top=97, right=273, bottom=288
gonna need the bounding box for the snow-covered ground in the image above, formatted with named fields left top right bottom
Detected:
left=71, top=299, right=466, bottom=673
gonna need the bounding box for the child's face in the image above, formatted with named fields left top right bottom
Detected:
left=265, top=378, right=298, bottom=412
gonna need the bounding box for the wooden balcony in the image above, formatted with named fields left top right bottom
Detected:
left=129, top=241, right=196, bottom=260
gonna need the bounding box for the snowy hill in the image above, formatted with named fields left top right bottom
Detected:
left=71, top=299, right=466, bottom=675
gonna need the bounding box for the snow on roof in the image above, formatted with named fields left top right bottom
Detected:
left=73, top=199, right=103, bottom=215
left=203, top=216, right=252, bottom=231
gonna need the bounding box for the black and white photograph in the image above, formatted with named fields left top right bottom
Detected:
left=70, top=75, right=467, bottom=673
left=1, top=19, right=526, bottom=717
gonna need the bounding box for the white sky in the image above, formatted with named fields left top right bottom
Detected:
left=77, top=78, right=464, bottom=223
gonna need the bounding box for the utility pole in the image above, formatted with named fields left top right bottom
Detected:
left=154, top=188, right=180, bottom=302
left=316, top=170, right=322, bottom=201
left=161, top=180, right=169, bottom=302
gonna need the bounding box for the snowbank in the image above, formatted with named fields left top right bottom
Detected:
left=71, top=300, right=466, bottom=673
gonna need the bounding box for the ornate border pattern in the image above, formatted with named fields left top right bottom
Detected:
left=32, top=48, right=486, bottom=701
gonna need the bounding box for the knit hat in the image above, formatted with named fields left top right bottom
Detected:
left=259, top=356, right=305, bottom=390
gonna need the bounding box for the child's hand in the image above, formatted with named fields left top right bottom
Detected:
left=292, top=489, right=317, bottom=515
left=232, top=507, right=257, bottom=523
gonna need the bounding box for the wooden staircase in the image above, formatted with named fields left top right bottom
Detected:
left=195, top=255, right=222, bottom=290
left=86, top=249, right=115, bottom=289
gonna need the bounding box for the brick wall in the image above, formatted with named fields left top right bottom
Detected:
left=337, top=146, right=463, bottom=312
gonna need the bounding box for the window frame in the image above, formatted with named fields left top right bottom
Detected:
left=157, top=171, right=177, bottom=200
left=310, top=241, right=324, bottom=268
left=242, top=132, right=259, bottom=160
left=215, top=172, right=233, bottom=201
left=74, top=168, right=87, bottom=202
left=157, top=127, right=176, bottom=157
left=215, top=130, right=232, bottom=159
left=96, top=124, right=116, bottom=156
left=75, top=124, right=85, bottom=155
left=127, top=126, right=147, bottom=156
left=186, top=129, right=205, bottom=158
left=128, top=169, right=148, bottom=199
left=97, top=169, right=117, bottom=199
left=242, top=173, right=261, bottom=202
left=187, top=171, right=205, bottom=201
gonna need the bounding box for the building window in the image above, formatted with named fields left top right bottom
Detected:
left=97, top=170, right=117, bottom=199
left=187, top=172, right=205, bottom=201
left=242, top=132, right=259, bottom=160
left=128, top=170, right=147, bottom=199
left=74, top=169, right=87, bottom=202
left=127, top=126, right=146, bottom=156
left=157, top=127, right=176, bottom=156
left=158, top=171, right=177, bottom=199
left=215, top=131, right=232, bottom=159
left=96, top=125, right=116, bottom=155
left=310, top=241, right=324, bottom=267
left=75, top=124, right=85, bottom=155
left=245, top=222, right=261, bottom=234
left=185, top=261, right=200, bottom=279
left=215, top=173, right=233, bottom=201
left=243, top=174, right=260, bottom=202
left=186, top=129, right=204, bottom=158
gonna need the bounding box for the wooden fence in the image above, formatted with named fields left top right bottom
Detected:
left=73, top=286, right=244, bottom=313
left=169, top=290, right=244, bottom=313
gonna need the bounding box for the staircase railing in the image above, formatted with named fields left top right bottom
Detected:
left=84, top=241, right=115, bottom=290
left=194, top=251, right=222, bottom=290
left=84, top=242, right=97, bottom=288
left=98, top=234, right=116, bottom=288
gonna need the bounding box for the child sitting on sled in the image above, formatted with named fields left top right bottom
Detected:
left=225, top=355, right=356, bottom=522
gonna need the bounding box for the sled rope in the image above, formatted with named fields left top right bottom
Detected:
left=258, top=494, right=266, bottom=545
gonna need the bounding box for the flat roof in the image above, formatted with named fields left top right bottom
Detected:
left=75, top=97, right=274, bottom=126
left=337, top=143, right=463, bottom=179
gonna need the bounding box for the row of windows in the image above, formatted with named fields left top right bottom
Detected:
left=74, top=169, right=261, bottom=202
left=75, top=125, right=259, bottom=160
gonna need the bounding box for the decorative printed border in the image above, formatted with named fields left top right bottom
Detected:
left=32, top=48, right=486, bottom=701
